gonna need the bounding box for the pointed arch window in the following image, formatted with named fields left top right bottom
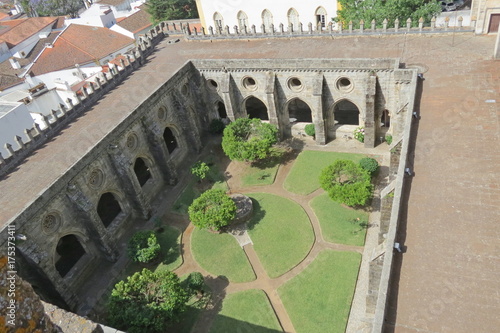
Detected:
left=315, top=7, right=327, bottom=28
left=237, top=11, right=249, bottom=31
left=262, top=9, right=273, bottom=32
left=287, top=8, right=300, bottom=30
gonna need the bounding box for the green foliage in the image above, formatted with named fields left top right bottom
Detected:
left=188, top=189, right=236, bottom=231
left=319, top=160, right=373, bottom=207
left=108, top=269, right=189, bottom=333
left=353, top=127, right=364, bottom=143
left=127, top=231, right=161, bottom=263
left=359, top=157, right=379, bottom=175
left=385, top=134, right=393, bottom=145
left=146, top=0, right=198, bottom=24
left=191, top=161, right=210, bottom=181
left=186, top=272, right=204, bottom=292
left=336, top=0, right=441, bottom=28
left=209, top=118, right=225, bottom=134
left=24, top=0, right=83, bottom=18
left=304, top=124, right=316, bottom=136
left=222, top=118, right=279, bottom=162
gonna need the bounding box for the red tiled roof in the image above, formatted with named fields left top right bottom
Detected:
left=0, top=17, right=59, bottom=48
left=29, top=24, right=135, bottom=76
left=116, top=6, right=152, bottom=34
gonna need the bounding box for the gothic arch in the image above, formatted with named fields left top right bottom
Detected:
left=97, top=192, right=123, bottom=228
left=54, top=234, right=87, bottom=278
left=285, top=97, right=313, bottom=123
left=163, top=126, right=179, bottom=155
left=243, top=96, right=269, bottom=120
left=315, top=6, right=327, bottom=28
left=133, top=157, right=152, bottom=187
left=215, top=100, right=227, bottom=118
left=237, top=11, right=249, bottom=30
left=213, top=12, right=224, bottom=31
left=331, top=99, right=361, bottom=126
left=262, top=9, right=273, bottom=31
left=287, top=8, right=300, bottom=30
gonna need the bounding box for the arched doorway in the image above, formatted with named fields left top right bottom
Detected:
left=287, top=8, right=300, bottom=30
left=287, top=98, right=312, bottom=122
left=245, top=97, right=268, bottom=120
left=315, top=7, right=327, bottom=28
left=237, top=11, right=249, bottom=31
left=55, top=235, right=86, bottom=278
left=213, top=12, right=224, bottom=32
left=134, top=158, right=151, bottom=187
left=262, top=9, right=273, bottom=32
left=217, top=101, right=227, bottom=118
left=381, top=109, right=390, bottom=128
left=163, top=127, right=178, bottom=154
left=97, top=192, right=122, bottom=228
left=334, top=100, right=360, bottom=125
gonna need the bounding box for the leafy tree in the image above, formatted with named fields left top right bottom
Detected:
left=209, top=118, right=225, bottom=134
left=188, top=189, right=236, bottom=231
left=320, top=160, right=373, bottom=207
left=108, top=269, right=189, bottom=333
left=191, top=161, right=210, bottom=181
left=24, top=0, right=84, bottom=18
left=222, top=118, right=279, bottom=162
left=146, top=0, right=198, bottom=24
left=127, top=230, right=161, bottom=263
left=336, top=0, right=441, bottom=28
left=186, top=272, right=204, bottom=293
left=359, top=157, right=379, bottom=175
left=304, top=124, right=316, bottom=137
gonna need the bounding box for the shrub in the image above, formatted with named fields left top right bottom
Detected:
left=127, top=231, right=161, bottom=263
left=359, top=157, right=379, bottom=175
left=209, top=118, right=225, bottom=134
left=191, top=161, right=210, bottom=181
left=108, top=269, right=189, bottom=333
left=353, top=127, right=365, bottom=143
left=188, top=189, right=236, bottom=231
left=319, top=160, right=373, bottom=207
left=304, top=124, right=316, bottom=136
left=385, top=134, right=393, bottom=145
left=186, top=272, right=204, bottom=292
left=222, top=118, right=278, bottom=162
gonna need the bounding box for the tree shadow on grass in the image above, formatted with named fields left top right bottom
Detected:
left=246, top=198, right=267, bottom=231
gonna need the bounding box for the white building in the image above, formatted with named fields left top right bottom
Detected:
left=0, top=101, right=33, bottom=157
left=195, top=0, right=338, bottom=32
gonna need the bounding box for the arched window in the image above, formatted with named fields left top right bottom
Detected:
left=55, top=235, right=86, bottom=278
left=97, top=192, right=122, bottom=227
left=287, top=8, right=300, bottom=30
left=237, top=11, right=249, bottom=31
left=134, top=158, right=151, bottom=187
left=381, top=109, right=391, bottom=127
left=315, top=7, right=327, bottom=28
left=287, top=98, right=312, bottom=123
left=245, top=97, right=269, bottom=120
left=217, top=101, right=227, bottom=118
left=262, top=9, right=273, bottom=32
left=163, top=127, right=178, bottom=154
left=213, top=12, right=224, bottom=32
left=334, top=100, right=360, bottom=125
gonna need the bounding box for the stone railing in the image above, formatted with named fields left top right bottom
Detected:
left=185, top=16, right=475, bottom=40
left=0, top=25, right=167, bottom=178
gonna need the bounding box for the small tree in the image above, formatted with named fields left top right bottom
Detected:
left=188, top=189, right=236, bottom=231
left=108, top=269, right=189, bottom=333
left=304, top=124, right=316, bottom=137
left=127, top=231, right=161, bottom=263
left=146, top=0, right=198, bottom=24
left=186, top=272, right=204, bottom=293
left=359, top=157, right=379, bottom=175
left=209, top=118, right=225, bottom=134
left=320, top=160, right=373, bottom=207
left=222, top=118, right=278, bottom=162
left=191, top=161, right=210, bottom=181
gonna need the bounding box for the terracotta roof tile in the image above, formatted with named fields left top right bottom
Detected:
left=0, top=17, right=59, bottom=47
left=116, top=6, right=152, bottom=34
left=29, top=24, right=135, bottom=76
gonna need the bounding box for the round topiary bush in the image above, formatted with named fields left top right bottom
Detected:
left=385, top=134, right=393, bottom=145
left=127, top=230, right=161, bottom=263
left=304, top=124, right=315, bottom=137
left=359, top=157, right=379, bottom=175
left=188, top=189, right=237, bottom=231
left=319, top=160, right=373, bottom=207
left=186, top=272, right=204, bottom=292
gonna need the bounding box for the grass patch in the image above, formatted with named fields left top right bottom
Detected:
left=278, top=250, right=361, bottom=333
left=310, top=193, right=369, bottom=246
left=284, top=151, right=365, bottom=195
left=191, top=228, right=255, bottom=283
left=154, top=225, right=183, bottom=273
left=239, top=159, right=280, bottom=187
left=247, top=193, right=314, bottom=278
left=173, top=164, right=228, bottom=214
left=210, top=289, right=282, bottom=333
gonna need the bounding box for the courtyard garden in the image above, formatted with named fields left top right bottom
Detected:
left=102, top=121, right=382, bottom=332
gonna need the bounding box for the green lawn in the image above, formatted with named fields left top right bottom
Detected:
left=191, top=228, right=256, bottom=283
left=247, top=193, right=314, bottom=278
left=310, top=193, right=369, bottom=246
left=154, top=225, right=183, bottom=273
left=210, top=290, right=283, bottom=333
left=240, top=162, right=280, bottom=186
left=278, top=250, right=361, bottom=333
left=284, top=151, right=366, bottom=195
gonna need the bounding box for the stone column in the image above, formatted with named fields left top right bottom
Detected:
left=221, top=72, right=237, bottom=120
left=264, top=71, right=279, bottom=135
left=364, top=75, right=377, bottom=148
left=312, top=72, right=325, bottom=145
